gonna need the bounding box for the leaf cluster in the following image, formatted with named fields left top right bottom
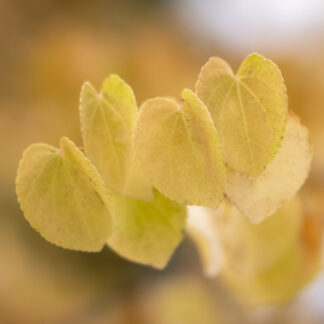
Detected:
left=16, top=54, right=312, bottom=269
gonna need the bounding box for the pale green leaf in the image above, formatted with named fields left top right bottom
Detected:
left=133, top=88, right=225, bottom=208
left=226, top=113, right=312, bottom=224
left=196, top=53, right=288, bottom=177
left=107, top=190, right=186, bottom=269
left=16, top=137, right=113, bottom=252
left=80, top=74, right=153, bottom=201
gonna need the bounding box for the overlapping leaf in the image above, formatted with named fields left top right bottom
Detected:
left=196, top=53, right=288, bottom=177
left=80, top=74, right=153, bottom=201
left=133, top=89, right=225, bottom=208
left=226, top=114, right=312, bottom=224
left=16, top=137, right=113, bottom=251
left=107, top=191, right=186, bottom=269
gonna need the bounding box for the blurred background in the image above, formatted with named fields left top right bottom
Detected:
left=0, top=0, right=324, bottom=323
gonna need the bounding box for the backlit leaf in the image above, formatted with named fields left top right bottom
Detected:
left=196, top=53, right=288, bottom=177
left=80, top=74, right=153, bottom=201
left=226, top=113, right=312, bottom=224
left=16, top=137, right=113, bottom=251
left=133, top=89, right=225, bottom=208
left=107, top=190, right=186, bottom=269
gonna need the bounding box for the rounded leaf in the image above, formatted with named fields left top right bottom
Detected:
left=196, top=53, right=288, bottom=177
left=16, top=137, right=113, bottom=251
left=133, top=89, right=225, bottom=208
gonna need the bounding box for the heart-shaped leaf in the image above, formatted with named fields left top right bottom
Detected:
left=196, top=53, right=288, bottom=177
left=226, top=114, right=312, bottom=224
left=107, top=191, right=186, bottom=269
left=80, top=74, right=153, bottom=201
left=133, top=89, right=226, bottom=208
left=16, top=137, right=113, bottom=251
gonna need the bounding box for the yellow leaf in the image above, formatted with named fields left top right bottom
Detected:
left=226, top=113, right=312, bottom=224
left=196, top=53, right=288, bottom=177
left=133, top=89, right=225, bottom=208
left=107, top=191, right=186, bottom=269
left=80, top=74, right=153, bottom=201
left=16, top=137, right=113, bottom=252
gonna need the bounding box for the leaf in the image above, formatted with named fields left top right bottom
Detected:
left=16, top=137, right=113, bottom=252
left=188, top=198, right=320, bottom=304
left=186, top=206, right=222, bottom=277
left=107, top=190, right=186, bottom=269
left=219, top=198, right=322, bottom=305
left=226, top=113, right=312, bottom=224
left=80, top=74, right=153, bottom=201
left=196, top=53, right=288, bottom=177
left=187, top=196, right=302, bottom=279
left=133, top=88, right=226, bottom=208
left=214, top=197, right=303, bottom=276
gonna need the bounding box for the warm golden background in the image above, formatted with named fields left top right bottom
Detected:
left=0, top=0, right=323, bottom=323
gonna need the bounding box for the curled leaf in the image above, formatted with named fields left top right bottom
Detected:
left=226, top=114, right=312, bottom=224
left=107, top=191, right=186, bottom=269
left=133, top=89, right=225, bottom=208
left=16, top=137, right=113, bottom=251
left=80, top=74, right=153, bottom=201
left=196, top=53, right=288, bottom=177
